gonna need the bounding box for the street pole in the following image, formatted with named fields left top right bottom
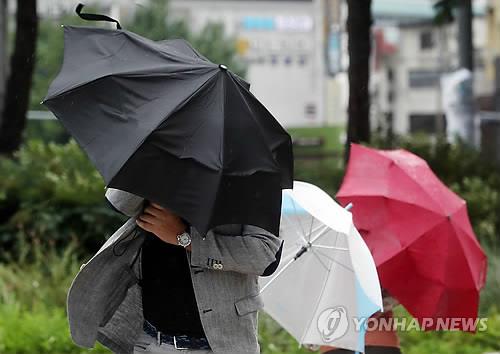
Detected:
left=457, top=0, right=474, bottom=71
left=456, top=0, right=476, bottom=144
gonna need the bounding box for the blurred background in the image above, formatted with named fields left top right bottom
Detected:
left=0, top=1, right=499, bottom=353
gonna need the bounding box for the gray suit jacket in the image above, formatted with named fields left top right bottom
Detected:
left=67, top=188, right=283, bottom=354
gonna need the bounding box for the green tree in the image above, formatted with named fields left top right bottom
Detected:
left=126, top=0, right=246, bottom=77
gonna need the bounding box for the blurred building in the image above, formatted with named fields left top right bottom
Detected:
left=369, top=0, right=490, bottom=137
left=35, top=0, right=328, bottom=128
left=485, top=0, right=500, bottom=111
left=481, top=0, right=500, bottom=164
left=169, top=0, right=327, bottom=128
left=33, top=0, right=495, bottom=135
left=36, top=0, right=145, bottom=20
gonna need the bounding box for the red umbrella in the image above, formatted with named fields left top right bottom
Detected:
left=337, top=144, right=487, bottom=331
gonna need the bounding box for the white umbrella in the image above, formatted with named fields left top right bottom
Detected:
left=259, top=181, right=383, bottom=352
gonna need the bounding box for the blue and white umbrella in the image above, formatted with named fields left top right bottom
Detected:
left=260, top=181, right=383, bottom=352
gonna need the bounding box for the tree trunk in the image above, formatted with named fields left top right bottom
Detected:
left=0, top=0, right=7, bottom=128
left=345, top=0, right=372, bottom=162
left=0, top=0, right=38, bottom=155
left=457, top=0, right=473, bottom=71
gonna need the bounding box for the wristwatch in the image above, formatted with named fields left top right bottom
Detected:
left=176, top=231, right=192, bottom=248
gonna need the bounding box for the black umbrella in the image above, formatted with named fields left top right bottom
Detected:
left=42, top=6, right=293, bottom=236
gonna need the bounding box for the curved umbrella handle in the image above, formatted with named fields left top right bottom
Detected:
left=75, top=3, right=122, bottom=30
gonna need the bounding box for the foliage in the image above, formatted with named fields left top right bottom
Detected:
left=0, top=140, right=125, bottom=256
left=294, top=157, right=344, bottom=197
left=24, top=119, right=69, bottom=144
left=0, top=304, right=107, bottom=354
left=433, top=0, right=459, bottom=25
left=0, top=241, right=108, bottom=354
left=290, top=126, right=344, bottom=196
left=259, top=313, right=310, bottom=354
left=0, top=238, right=499, bottom=354
left=126, top=0, right=246, bottom=77
left=479, top=246, right=500, bottom=314
left=2, top=131, right=497, bottom=254
left=0, top=238, right=306, bottom=354
left=398, top=308, right=500, bottom=354
left=125, top=0, right=190, bottom=42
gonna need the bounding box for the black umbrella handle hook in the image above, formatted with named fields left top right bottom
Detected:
left=75, top=3, right=122, bottom=30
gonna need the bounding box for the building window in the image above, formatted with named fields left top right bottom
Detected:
left=420, top=30, right=435, bottom=50
left=387, top=68, right=394, bottom=82
left=408, top=70, right=440, bottom=88
left=305, top=103, right=317, bottom=120
left=388, top=90, right=394, bottom=104
left=409, top=114, right=446, bottom=134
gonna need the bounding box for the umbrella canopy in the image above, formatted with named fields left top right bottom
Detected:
left=337, top=144, right=487, bottom=331
left=260, top=181, right=382, bottom=352
left=42, top=24, right=293, bottom=236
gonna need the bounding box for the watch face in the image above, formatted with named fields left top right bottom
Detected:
left=178, top=232, right=191, bottom=247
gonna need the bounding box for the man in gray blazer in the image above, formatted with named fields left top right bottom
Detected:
left=67, top=188, right=283, bottom=354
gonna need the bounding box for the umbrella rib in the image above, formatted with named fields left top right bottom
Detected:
left=308, top=223, right=331, bottom=240
left=299, top=250, right=333, bottom=345
left=312, top=248, right=354, bottom=273
left=312, top=229, right=354, bottom=272
left=311, top=245, right=349, bottom=251
left=259, top=257, right=296, bottom=293
left=394, top=166, right=447, bottom=215
left=46, top=66, right=214, bottom=102
left=310, top=248, right=331, bottom=272
left=309, top=224, right=332, bottom=244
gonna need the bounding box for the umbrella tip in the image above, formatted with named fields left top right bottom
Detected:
left=219, top=64, right=228, bottom=71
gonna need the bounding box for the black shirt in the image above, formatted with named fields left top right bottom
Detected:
left=140, top=231, right=206, bottom=337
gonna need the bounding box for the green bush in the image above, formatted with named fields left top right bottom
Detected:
left=259, top=313, right=310, bottom=354
left=0, top=304, right=112, bottom=354
left=294, top=157, right=344, bottom=197
left=0, top=212, right=498, bottom=354
left=0, top=242, right=109, bottom=354
left=480, top=246, right=500, bottom=314
left=0, top=140, right=126, bottom=257
left=398, top=308, right=500, bottom=354
left=2, top=134, right=497, bottom=254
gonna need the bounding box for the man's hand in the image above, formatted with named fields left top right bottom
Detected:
left=136, top=202, right=189, bottom=249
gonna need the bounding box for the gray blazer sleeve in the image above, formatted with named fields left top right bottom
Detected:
left=189, top=225, right=283, bottom=276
